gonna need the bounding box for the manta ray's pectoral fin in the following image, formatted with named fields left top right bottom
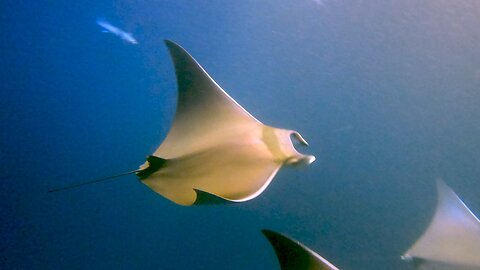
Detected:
left=262, top=229, right=340, bottom=270
left=152, top=40, right=261, bottom=159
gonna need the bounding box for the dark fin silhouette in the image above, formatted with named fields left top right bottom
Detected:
left=192, top=189, right=233, bottom=205
left=136, top=156, right=168, bottom=179
left=262, top=229, right=339, bottom=270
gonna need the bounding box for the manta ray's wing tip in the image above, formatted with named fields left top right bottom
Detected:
left=435, top=178, right=450, bottom=192
left=164, top=40, right=185, bottom=53
left=164, top=39, right=176, bottom=46
left=401, top=254, right=413, bottom=262
left=262, top=229, right=340, bottom=270
left=434, top=178, right=461, bottom=203
left=261, top=229, right=303, bottom=248
left=261, top=229, right=276, bottom=238
left=164, top=39, right=186, bottom=51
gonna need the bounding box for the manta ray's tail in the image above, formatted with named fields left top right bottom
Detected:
left=48, top=156, right=168, bottom=193
left=48, top=169, right=142, bottom=193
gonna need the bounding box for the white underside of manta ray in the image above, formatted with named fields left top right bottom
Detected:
left=262, top=229, right=340, bottom=270
left=134, top=40, right=315, bottom=206
left=402, top=180, right=480, bottom=270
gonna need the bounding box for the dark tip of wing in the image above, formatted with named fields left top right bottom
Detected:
left=164, top=40, right=193, bottom=64
left=262, top=229, right=339, bottom=270
left=164, top=39, right=180, bottom=49
left=262, top=229, right=314, bottom=270
left=193, top=189, right=233, bottom=205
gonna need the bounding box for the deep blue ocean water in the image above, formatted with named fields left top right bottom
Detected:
left=2, top=1, right=480, bottom=269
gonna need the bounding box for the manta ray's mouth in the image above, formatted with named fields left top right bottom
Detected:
left=288, top=131, right=316, bottom=165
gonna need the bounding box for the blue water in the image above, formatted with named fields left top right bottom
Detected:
left=2, top=1, right=480, bottom=269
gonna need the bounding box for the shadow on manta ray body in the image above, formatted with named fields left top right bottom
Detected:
left=50, top=40, right=315, bottom=206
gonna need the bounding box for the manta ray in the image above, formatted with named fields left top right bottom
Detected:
left=136, top=40, right=315, bottom=205
left=402, top=180, right=480, bottom=270
left=50, top=40, right=315, bottom=206
left=262, top=229, right=340, bottom=270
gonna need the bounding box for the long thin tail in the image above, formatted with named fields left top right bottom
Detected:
left=48, top=169, right=142, bottom=193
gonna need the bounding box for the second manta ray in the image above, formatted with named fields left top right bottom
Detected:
left=137, top=40, right=315, bottom=205
left=402, top=180, right=480, bottom=269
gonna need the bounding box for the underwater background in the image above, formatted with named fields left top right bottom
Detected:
left=2, top=0, right=480, bottom=269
